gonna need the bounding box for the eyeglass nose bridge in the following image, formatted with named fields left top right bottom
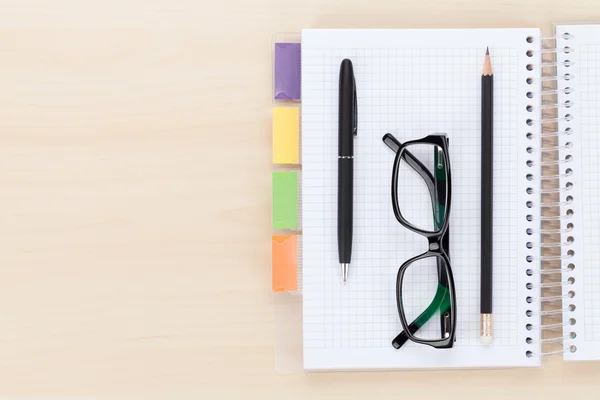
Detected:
left=427, top=236, right=442, bottom=252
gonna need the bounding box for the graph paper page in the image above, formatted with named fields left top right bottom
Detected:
left=557, top=24, right=600, bottom=361
left=301, top=29, right=541, bottom=370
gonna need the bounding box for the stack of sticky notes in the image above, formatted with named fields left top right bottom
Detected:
left=271, top=42, right=302, bottom=294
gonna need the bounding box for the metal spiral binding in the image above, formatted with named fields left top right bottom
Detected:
left=529, top=32, right=577, bottom=357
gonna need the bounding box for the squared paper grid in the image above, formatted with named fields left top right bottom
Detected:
left=301, top=29, right=540, bottom=370
left=580, top=44, right=600, bottom=342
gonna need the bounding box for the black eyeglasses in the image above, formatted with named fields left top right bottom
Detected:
left=383, top=133, right=457, bottom=349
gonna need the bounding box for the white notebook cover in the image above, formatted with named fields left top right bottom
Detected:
left=301, top=28, right=542, bottom=370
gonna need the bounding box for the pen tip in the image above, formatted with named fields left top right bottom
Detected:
left=486, top=46, right=489, bottom=55
left=341, top=263, right=349, bottom=285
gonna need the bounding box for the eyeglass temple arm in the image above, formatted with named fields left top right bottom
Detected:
left=433, top=146, right=451, bottom=337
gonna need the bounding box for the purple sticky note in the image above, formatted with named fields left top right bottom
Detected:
left=274, top=43, right=301, bottom=100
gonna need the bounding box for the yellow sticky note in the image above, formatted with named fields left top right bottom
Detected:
left=272, top=107, right=299, bottom=164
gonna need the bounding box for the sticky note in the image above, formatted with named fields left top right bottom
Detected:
left=272, top=235, right=298, bottom=292
left=272, top=172, right=298, bottom=230
left=274, top=43, right=301, bottom=100
left=272, top=107, right=300, bottom=164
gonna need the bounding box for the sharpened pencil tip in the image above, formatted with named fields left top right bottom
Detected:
left=482, top=48, right=493, bottom=76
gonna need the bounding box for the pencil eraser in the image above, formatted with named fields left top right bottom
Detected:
left=274, top=43, right=301, bottom=100
left=480, top=336, right=493, bottom=345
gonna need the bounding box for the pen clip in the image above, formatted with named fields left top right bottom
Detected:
left=353, top=77, right=358, bottom=136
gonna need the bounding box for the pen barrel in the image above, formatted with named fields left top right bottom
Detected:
left=481, top=75, right=493, bottom=314
left=338, top=120, right=354, bottom=156
left=338, top=158, right=353, bottom=264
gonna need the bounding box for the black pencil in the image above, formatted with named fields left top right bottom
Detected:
left=481, top=47, right=493, bottom=344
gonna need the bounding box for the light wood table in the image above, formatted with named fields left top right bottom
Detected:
left=1, top=1, right=599, bottom=398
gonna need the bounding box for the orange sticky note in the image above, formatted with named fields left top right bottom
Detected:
left=272, top=235, right=298, bottom=292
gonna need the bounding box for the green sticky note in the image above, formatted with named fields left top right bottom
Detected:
left=272, top=172, right=298, bottom=230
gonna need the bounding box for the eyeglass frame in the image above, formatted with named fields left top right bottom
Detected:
left=384, top=133, right=457, bottom=349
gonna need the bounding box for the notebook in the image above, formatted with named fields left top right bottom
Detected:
left=556, top=24, right=600, bottom=361
left=301, top=28, right=541, bottom=370
left=269, top=25, right=600, bottom=371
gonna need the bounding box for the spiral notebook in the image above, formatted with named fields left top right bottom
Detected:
left=555, top=23, right=600, bottom=361
left=301, top=28, right=542, bottom=370
left=269, top=25, right=600, bottom=371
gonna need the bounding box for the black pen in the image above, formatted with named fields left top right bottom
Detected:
left=338, top=59, right=357, bottom=284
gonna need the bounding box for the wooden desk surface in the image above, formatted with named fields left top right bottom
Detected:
left=1, top=1, right=599, bottom=398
